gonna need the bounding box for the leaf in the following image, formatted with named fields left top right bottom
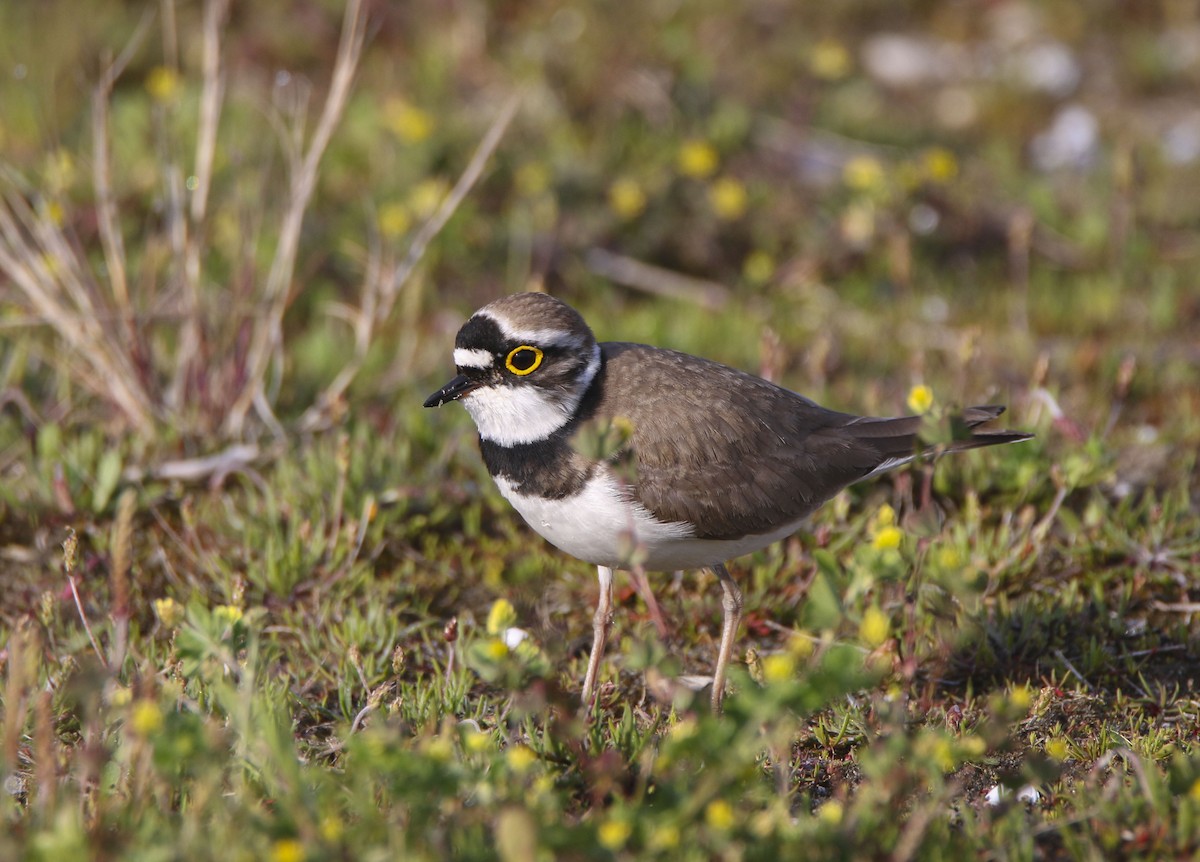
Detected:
left=92, top=448, right=123, bottom=513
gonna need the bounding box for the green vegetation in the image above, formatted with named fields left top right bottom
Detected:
left=2, top=1, right=1199, bottom=859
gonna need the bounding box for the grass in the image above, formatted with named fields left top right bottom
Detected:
left=2, top=1, right=1200, bottom=859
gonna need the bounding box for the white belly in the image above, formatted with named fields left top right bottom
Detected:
left=493, top=470, right=804, bottom=571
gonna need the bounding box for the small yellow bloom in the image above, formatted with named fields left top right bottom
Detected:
left=742, top=250, right=775, bottom=284
left=383, top=98, right=434, bottom=143
left=409, top=178, right=448, bottom=218
left=787, top=632, right=815, bottom=660
left=130, top=700, right=164, bottom=736
left=935, top=546, right=962, bottom=570
left=269, top=838, right=305, bottom=862
left=907, top=384, right=934, bottom=415
left=648, top=823, right=680, bottom=850
left=708, top=177, right=747, bottom=220
left=762, top=653, right=796, bottom=684
left=871, top=525, right=903, bottom=552
left=483, top=638, right=509, bottom=660
left=858, top=607, right=890, bottom=647
left=214, top=604, right=243, bottom=625
left=924, top=736, right=956, bottom=772
left=921, top=147, right=958, bottom=183
left=873, top=503, right=896, bottom=529
left=378, top=201, right=411, bottom=238
left=486, top=598, right=518, bottom=635
left=153, top=597, right=184, bottom=629
left=960, top=735, right=987, bottom=757
left=109, top=686, right=132, bottom=708
left=667, top=718, right=698, bottom=742
left=842, top=155, right=885, bottom=193
left=45, top=200, right=65, bottom=227
left=506, top=745, right=537, bottom=772
left=1189, top=777, right=1200, bottom=802
left=608, top=177, right=646, bottom=219
left=319, top=814, right=344, bottom=843
left=1045, top=737, right=1070, bottom=761
left=145, top=66, right=181, bottom=103
left=424, top=736, right=453, bottom=761
left=597, top=818, right=632, bottom=850
left=817, top=799, right=843, bottom=825
left=678, top=139, right=719, bottom=178
left=705, top=799, right=735, bottom=831
left=464, top=730, right=491, bottom=753
left=516, top=162, right=551, bottom=197
left=1009, top=684, right=1034, bottom=711
left=810, top=39, right=852, bottom=80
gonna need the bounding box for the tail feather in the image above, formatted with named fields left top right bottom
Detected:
left=840, top=404, right=1032, bottom=463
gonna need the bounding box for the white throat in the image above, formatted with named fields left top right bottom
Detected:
left=462, top=343, right=601, bottom=446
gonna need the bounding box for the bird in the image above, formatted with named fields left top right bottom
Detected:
left=424, top=292, right=1032, bottom=711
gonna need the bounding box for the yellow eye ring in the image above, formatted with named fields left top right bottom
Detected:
left=505, top=345, right=543, bottom=375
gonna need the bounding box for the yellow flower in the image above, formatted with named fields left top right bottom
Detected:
left=1189, top=777, right=1200, bottom=802
left=214, top=604, right=243, bottom=625
left=960, top=735, right=987, bottom=757
left=319, top=814, right=344, bottom=843
left=597, top=818, right=632, bottom=850
left=708, top=177, right=748, bottom=220
left=153, top=597, right=184, bottom=629
left=483, top=638, right=509, bottom=660
left=678, top=139, right=719, bottom=178
left=1045, top=737, right=1070, bottom=761
left=842, top=155, right=885, bottom=193
left=871, top=526, right=902, bottom=552
left=787, top=632, right=815, bottom=660
left=145, top=66, right=181, bottom=103
left=921, top=147, right=958, bottom=183
left=648, top=823, right=680, bottom=850
left=810, top=39, right=852, bottom=80
left=1009, top=684, right=1034, bottom=711
left=383, top=98, right=434, bottom=143
left=858, top=607, right=890, bottom=647
left=45, top=200, right=65, bottom=226
left=873, top=503, right=896, bottom=530
left=667, top=718, right=698, bottom=742
left=409, top=178, right=448, bottom=218
left=463, top=730, right=491, bottom=753
left=762, top=653, right=796, bottom=683
left=109, top=685, right=132, bottom=708
left=516, top=162, right=551, bottom=197
left=935, top=546, right=962, bottom=570
left=906, top=384, right=934, bottom=414
left=130, top=700, right=164, bottom=736
left=378, top=202, right=411, bottom=238
left=817, top=799, right=843, bottom=825
left=608, top=177, right=646, bottom=219
left=269, top=838, right=305, bottom=862
left=486, top=598, right=518, bottom=635
left=506, top=745, right=537, bottom=772
left=705, top=800, right=735, bottom=831
left=742, top=250, right=775, bottom=284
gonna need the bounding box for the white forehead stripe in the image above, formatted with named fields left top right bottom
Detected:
left=453, top=348, right=494, bottom=369
left=474, top=310, right=586, bottom=351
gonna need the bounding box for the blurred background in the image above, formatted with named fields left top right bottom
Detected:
left=1, top=0, right=1197, bottom=454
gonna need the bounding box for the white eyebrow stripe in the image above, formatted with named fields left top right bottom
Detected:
left=474, top=310, right=585, bottom=351
left=454, top=348, right=494, bottom=369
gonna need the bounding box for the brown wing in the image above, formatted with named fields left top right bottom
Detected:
left=590, top=343, right=1029, bottom=541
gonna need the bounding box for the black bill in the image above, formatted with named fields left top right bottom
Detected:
left=423, top=374, right=477, bottom=408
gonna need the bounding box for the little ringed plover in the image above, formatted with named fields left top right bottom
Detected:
left=424, top=292, right=1032, bottom=711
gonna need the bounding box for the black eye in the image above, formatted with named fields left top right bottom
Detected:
left=505, top=345, right=543, bottom=375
